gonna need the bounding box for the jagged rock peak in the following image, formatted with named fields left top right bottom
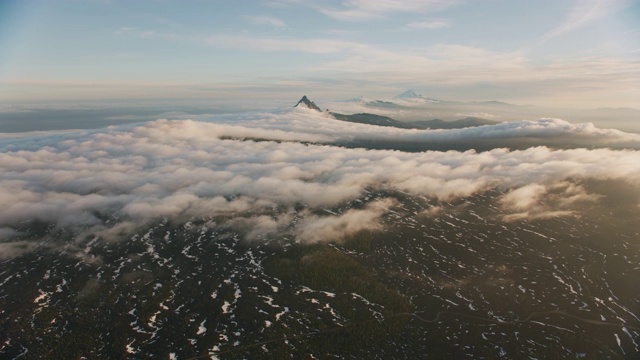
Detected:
left=295, top=95, right=322, bottom=111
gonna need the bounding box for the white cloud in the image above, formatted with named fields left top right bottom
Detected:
left=204, top=34, right=362, bottom=53
left=229, top=214, right=293, bottom=241
left=246, top=16, right=286, bottom=28
left=116, top=26, right=177, bottom=40
left=500, top=183, right=546, bottom=211
left=206, top=108, right=640, bottom=145
left=403, top=19, right=451, bottom=30
left=501, top=182, right=601, bottom=221
left=1, top=111, right=639, bottom=256
left=318, top=0, right=458, bottom=21
left=420, top=205, right=442, bottom=217
left=541, top=0, right=632, bottom=43
left=455, top=112, right=497, bottom=119
left=297, top=199, right=395, bottom=243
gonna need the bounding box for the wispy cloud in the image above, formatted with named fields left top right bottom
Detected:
left=298, top=199, right=394, bottom=243
left=318, top=0, right=458, bottom=21
left=540, top=0, right=631, bottom=43
left=309, top=41, right=640, bottom=105
left=500, top=182, right=601, bottom=221
left=455, top=112, right=497, bottom=119
left=204, top=34, right=363, bottom=53
left=246, top=15, right=286, bottom=28
left=116, top=26, right=178, bottom=40
left=403, top=19, right=451, bottom=30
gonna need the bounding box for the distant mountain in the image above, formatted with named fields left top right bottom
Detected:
left=594, top=106, right=640, bottom=112
left=409, top=117, right=499, bottom=129
left=300, top=95, right=499, bottom=129
left=394, top=90, right=421, bottom=100
left=295, top=95, right=322, bottom=111
left=340, top=96, right=399, bottom=107
left=329, top=110, right=498, bottom=130
left=343, top=96, right=375, bottom=103
left=468, top=100, right=521, bottom=107
left=329, top=112, right=419, bottom=129
left=393, top=90, right=441, bottom=104
left=336, top=92, right=532, bottom=109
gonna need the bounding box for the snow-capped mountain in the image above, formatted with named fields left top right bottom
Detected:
left=392, top=90, right=441, bottom=104
left=339, top=90, right=442, bottom=107
left=342, top=96, right=375, bottom=104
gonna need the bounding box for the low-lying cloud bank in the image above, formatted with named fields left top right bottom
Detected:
left=187, top=107, right=640, bottom=147
left=500, top=182, right=601, bottom=221
left=1, top=110, right=639, bottom=252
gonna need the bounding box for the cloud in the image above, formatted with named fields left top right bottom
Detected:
left=246, top=16, right=286, bottom=28
left=1, top=112, right=640, bottom=257
left=455, top=112, right=497, bottom=119
left=0, top=227, right=20, bottom=241
left=307, top=42, right=640, bottom=107
left=297, top=199, right=395, bottom=243
left=0, top=240, right=42, bottom=259
left=0, top=129, right=83, bottom=140
left=116, top=26, right=178, bottom=41
left=500, top=183, right=547, bottom=211
left=203, top=108, right=640, bottom=145
left=229, top=214, right=293, bottom=241
left=420, top=205, right=442, bottom=217
left=500, top=181, right=601, bottom=221
left=403, top=19, right=451, bottom=30
left=204, top=34, right=362, bottom=53
left=540, top=0, right=631, bottom=43
left=318, top=0, right=458, bottom=21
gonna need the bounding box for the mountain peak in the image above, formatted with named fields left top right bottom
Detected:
left=395, top=90, right=422, bottom=99
left=392, top=90, right=441, bottom=103
left=295, top=95, right=322, bottom=111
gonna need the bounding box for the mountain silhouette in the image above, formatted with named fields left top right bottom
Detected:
left=295, top=95, right=322, bottom=111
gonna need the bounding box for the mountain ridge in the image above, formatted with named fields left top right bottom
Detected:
left=295, top=95, right=322, bottom=111
left=294, top=95, right=499, bottom=130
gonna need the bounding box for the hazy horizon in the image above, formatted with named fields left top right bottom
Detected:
left=2, top=90, right=639, bottom=135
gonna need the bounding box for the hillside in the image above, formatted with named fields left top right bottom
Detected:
left=409, top=117, right=499, bottom=129
left=330, top=112, right=498, bottom=130
left=329, top=112, right=419, bottom=129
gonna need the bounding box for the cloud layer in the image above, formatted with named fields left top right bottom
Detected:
left=192, top=107, right=640, bottom=146
left=317, top=0, right=458, bottom=21
left=1, top=110, right=639, bottom=251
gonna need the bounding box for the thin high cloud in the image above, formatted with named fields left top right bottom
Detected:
left=403, top=19, right=451, bottom=30
left=246, top=16, right=286, bottom=28
left=540, top=0, right=631, bottom=43
left=116, top=26, right=178, bottom=41
left=317, top=0, right=458, bottom=21
left=9, top=23, right=633, bottom=106
left=314, top=42, right=636, bottom=85
left=204, top=34, right=362, bottom=54
left=1, top=111, right=639, bottom=256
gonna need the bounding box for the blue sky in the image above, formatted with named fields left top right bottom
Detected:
left=0, top=0, right=638, bottom=107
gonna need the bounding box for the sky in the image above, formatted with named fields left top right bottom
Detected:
left=0, top=0, right=639, bottom=107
